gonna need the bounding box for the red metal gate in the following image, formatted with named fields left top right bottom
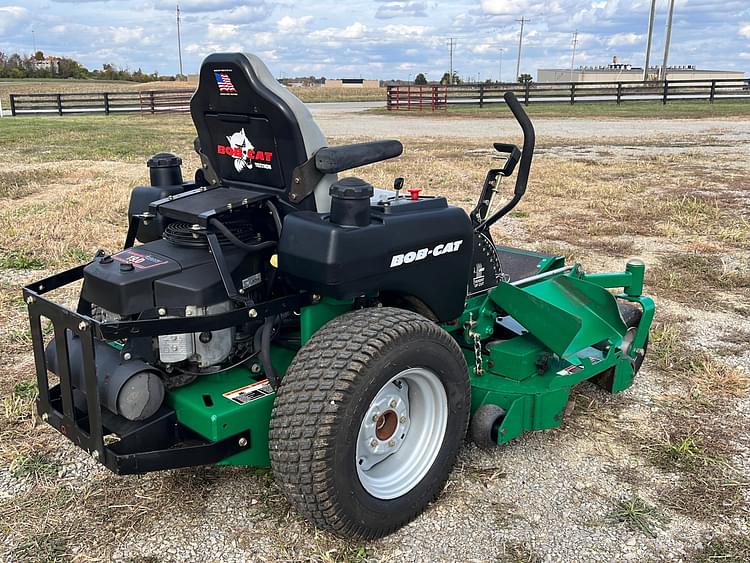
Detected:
left=386, top=85, right=448, bottom=111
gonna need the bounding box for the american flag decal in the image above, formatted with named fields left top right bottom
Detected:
left=214, top=71, right=237, bottom=94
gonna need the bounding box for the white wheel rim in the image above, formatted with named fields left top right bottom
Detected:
left=355, top=367, right=448, bottom=500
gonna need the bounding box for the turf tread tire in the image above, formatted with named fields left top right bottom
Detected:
left=269, top=307, right=470, bottom=539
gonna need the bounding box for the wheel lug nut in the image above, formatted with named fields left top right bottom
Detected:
left=389, top=399, right=397, bottom=408
left=370, top=439, right=378, bottom=448
left=388, top=440, right=396, bottom=447
left=372, top=414, right=379, bottom=422
left=400, top=416, right=407, bottom=424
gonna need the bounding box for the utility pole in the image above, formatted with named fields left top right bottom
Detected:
left=447, top=38, right=456, bottom=84
left=661, top=0, right=676, bottom=81
left=499, top=47, right=504, bottom=83
left=32, top=29, right=36, bottom=54
left=643, top=0, right=656, bottom=81
left=176, top=4, right=184, bottom=80
left=515, top=17, right=528, bottom=82
left=570, top=30, right=579, bottom=82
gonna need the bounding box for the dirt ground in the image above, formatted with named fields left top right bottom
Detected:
left=0, top=107, right=748, bottom=562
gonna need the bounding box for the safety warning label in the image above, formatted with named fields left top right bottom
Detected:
left=223, top=379, right=273, bottom=405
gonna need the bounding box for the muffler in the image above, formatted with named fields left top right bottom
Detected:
left=45, top=334, right=165, bottom=421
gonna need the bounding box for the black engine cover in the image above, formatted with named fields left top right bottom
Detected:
left=278, top=197, right=473, bottom=321
left=82, top=239, right=257, bottom=316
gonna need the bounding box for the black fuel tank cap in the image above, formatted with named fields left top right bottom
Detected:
left=329, top=177, right=374, bottom=199
left=147, top=152, right=183, bottom=168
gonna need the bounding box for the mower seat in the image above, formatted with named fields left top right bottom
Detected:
left=191, top=52, right=336, bottom=211
left=190, top=53, right=401, bottom=212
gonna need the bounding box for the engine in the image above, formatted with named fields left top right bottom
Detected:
left=81, top=215, right=270, bottom=378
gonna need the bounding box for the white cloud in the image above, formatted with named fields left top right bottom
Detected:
left=0, top=6, right=27, bottom=34
left=381, top=24, right=429, bottom=37
left=309, top=21, right=366, bottom=41
left=340, top=22, right=366, bottom=39
left=740, top=24, right=750, bottom=39
left=480, top=0, right=531, bottom=16
left=110, top=27, right=146, bottom=45
left=207, top=24, right=242, bottom=38
left=607, top=32, right=643, bottom=46
left=277, top=15, right=313, bottom=33
left=376, top=1, right=428, bottom=19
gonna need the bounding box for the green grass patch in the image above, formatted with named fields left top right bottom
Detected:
left=0, top=250, right=46, bottom=269
left=377, top=99, right=750, bottom=119
left=608, top=494, right=669, bottom=538
left=14, top=380, right=38, bottom=399
left=11, top=451, right=59, bottom=481
left=649, top=431, right=720, bottom=472
left=0, top=113, right=196, bottom=162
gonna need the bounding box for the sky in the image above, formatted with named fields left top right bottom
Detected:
left=1, top=0, right=749, bottom=81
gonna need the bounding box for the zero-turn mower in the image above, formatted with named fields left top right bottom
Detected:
left=24, top=53, right=654, bottom=539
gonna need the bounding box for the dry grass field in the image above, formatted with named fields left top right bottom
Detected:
left=0, top=79, right=384, bottom=112
left=0, top=111, right=748, bottom=562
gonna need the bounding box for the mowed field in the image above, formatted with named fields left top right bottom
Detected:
left=0, top=108, right=749, bottom=562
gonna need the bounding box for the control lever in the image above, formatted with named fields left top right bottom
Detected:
left=493, top=143, right=522, bottom=177
left=393, top=177, right=404, bottom=199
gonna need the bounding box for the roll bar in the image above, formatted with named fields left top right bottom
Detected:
left=474, top=92, right=535, bottom=232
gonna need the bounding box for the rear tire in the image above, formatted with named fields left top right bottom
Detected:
left=269, top=307, right=470, bottom=539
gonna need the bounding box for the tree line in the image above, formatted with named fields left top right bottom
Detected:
left=413, top=72, right=533, bottom=85
left=0, top=51, right=178, bottom=82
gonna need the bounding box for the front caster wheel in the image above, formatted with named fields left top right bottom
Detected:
left=269, top=307, right=471, bottom=539
left=470, top=403, right=507, bottom=448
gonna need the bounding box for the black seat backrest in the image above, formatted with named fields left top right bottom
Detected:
left=190, top=53, right=331, bottom=211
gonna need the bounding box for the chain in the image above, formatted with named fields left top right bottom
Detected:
left=468, top=313, right=484, bottom=376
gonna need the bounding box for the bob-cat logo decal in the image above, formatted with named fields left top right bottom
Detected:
left=217, top=128, right=274, bottom=172
left=390, top=239, right=464, bottom=268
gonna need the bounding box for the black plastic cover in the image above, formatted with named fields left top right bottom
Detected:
left=278, top=199, right=473, bottom=321
left=82, top=239, right=259, bottom=315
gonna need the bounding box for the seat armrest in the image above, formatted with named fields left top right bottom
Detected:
left=315, top=140, right=403, bottom=174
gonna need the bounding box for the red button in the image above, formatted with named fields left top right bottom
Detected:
left=408, top=188, right=421, bottom=201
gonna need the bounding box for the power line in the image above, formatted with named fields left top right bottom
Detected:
left=176, top=4, right=184, bottom=80
left=515, top=17, right=529, bottom=81
left=570, top=30, right=579, bottom=82
left=661, top=0, right=676, bottom=81
left=643, top=0, right=657, bottom=81
left=447, top=38, right=456, bottom=84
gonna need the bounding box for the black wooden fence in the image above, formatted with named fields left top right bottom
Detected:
left=387, top=78, right=750, bottom=110
left=8, top=89, right=194, bottom=116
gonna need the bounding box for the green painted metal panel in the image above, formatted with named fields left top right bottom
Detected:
left=300, top=298, right=352, bottom=344
left=487, top=336, right=547, bottom=381
left=166, top=366, right=275, bottom=467
left=489, top=276, right=626, bottom=359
